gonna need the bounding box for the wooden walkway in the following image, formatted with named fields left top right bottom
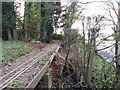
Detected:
left=0, top=43, right=60, bottom=89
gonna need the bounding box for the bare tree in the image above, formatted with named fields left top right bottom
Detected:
left=81, top=15, right=105, bottom=85
left=104, top=0, right=120, bottom=85
left=60, top=15, right=104, bottom=88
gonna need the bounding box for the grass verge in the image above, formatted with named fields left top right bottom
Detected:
left=2, top=41, right=37, bottom=64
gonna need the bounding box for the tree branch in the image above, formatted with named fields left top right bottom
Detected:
left=96, top=43, right=114, bottom=51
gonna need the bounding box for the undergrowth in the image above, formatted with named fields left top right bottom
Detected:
left=93, top=56, right=116, bottom=88
left=2, top=41, right=37, bottom=64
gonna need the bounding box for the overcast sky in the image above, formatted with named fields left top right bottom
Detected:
left=69, top=0, right=118, bottom=36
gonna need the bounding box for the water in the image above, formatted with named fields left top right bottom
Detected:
left=96, top=41, right=116, bottom=62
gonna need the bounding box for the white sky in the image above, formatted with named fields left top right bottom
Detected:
left=15, top=0, right=25, bottom=18
left=69, top=0, right=119, bottom=36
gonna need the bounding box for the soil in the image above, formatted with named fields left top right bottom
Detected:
left=51, top=51, right=65, bottom=88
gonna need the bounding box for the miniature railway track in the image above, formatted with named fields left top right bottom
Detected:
left=0, top=43, right=60, bottom=89
left=0, top=44, right=52, bottom=77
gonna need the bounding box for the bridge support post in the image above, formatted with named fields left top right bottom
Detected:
left=35, top=68, right=52, bottom=89
left=48, top=68, right=52, bottom=89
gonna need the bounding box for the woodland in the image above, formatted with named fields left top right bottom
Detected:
left=1, top=0, right=120, bottom=89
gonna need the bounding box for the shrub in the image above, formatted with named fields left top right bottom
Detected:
left=52, top=34, right=64, bottom=40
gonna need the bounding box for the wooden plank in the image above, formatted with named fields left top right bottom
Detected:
left=26, top=45, right=60, bottom=88
left=26, top=61, right=50, bottom=88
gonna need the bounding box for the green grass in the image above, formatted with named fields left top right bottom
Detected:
left=118, top=41, right=120, bottom=45
left=93, top=56, right=116, bottom=88
left=8, top=81, right=24, bottom=86
left=39, top=61, right=47, bottom=65
left=2, top=41, right=37, bottom=63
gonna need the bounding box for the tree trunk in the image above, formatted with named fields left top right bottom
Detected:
left=86, top=29, right=96, bottom=85
left=24, top=2, right=28, bottom=42
left=24, top=19, right=28, bottom=41
left=118, top=2, right=120, bottom=41
left=25, top=30, right=28, bottom=42
left=86, top=45, right=95, bottom=85
left=116, top=2, right=120, bottom=84
left=37, top=2, right=41, bottom=39
left=13, top=29, right=18, bottom=41
left=115, top=38, right=120, bottom=83
left=24, top=21, right=28, bottom=41
left=8, top=29, right=12, bottom=41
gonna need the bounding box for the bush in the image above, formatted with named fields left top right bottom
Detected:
left=52, top=34, right=64, bottom=40
left=64, top=28, right=79, bottom=40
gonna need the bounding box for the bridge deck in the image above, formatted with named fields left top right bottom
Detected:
left=0, top=43, right=60, bottom=89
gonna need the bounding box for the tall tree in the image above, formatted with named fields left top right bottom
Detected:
left=37, top=2, right=41, bottom=39
left=117, top=1, right=120, bottom=40
left=40, top=2, right=62, bottom=43
left=62, top=2, right=80, bottom=29
left=105, top=0, right=120, bottom=85
left=24, top=2, right=37, bottom=41
left=80, top=15, right=105, bottom=85
left=2, top=2, right=16, bottom=41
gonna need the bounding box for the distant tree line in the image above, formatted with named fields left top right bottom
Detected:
left=2, top=2, right=16, bottom=41
left=2, top=2, right=62, bottom=43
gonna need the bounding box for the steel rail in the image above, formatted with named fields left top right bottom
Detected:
left=26, top=45, right=60, bottom=88
left=0, top=44, right=57, bottom=89
left=0, top=44, right=54, bottom=80
left=0, top=44, right=53, bottom=74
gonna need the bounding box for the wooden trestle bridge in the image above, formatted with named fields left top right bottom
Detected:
left=0, top=42, right=61, bottom=89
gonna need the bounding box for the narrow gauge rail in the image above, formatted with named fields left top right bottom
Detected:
left=0, top=44, right=60, bottom=89
left=0, top=44, right=53, bottom=77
